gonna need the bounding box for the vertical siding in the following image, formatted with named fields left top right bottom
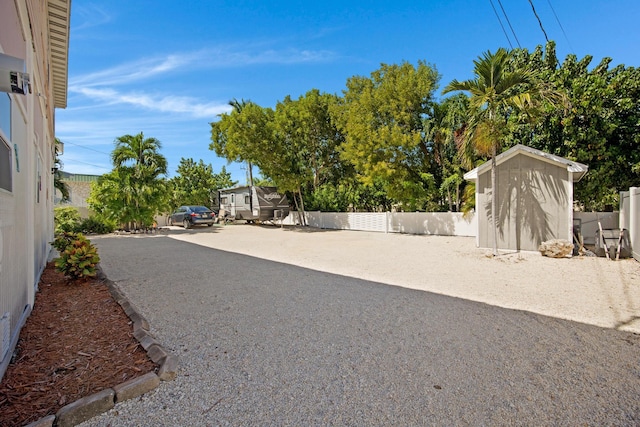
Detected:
left=477, top=153, right=570, bottom=251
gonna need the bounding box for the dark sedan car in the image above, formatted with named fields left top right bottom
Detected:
left=169, top=206, right=216, bottom=229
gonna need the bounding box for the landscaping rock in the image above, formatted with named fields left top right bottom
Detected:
left=114, top=372, right=161, bottom=402
left=538, top=239, right=574, bottom=258
left=55, top=388, right=115, bottom=427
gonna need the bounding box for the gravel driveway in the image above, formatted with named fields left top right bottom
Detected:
left=82, top=226, right=640, bottom=426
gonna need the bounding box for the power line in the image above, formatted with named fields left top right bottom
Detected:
left=488, top=0, right=513, bottom=49
left=547, top=0, right=573, bottom=51
left=528, top=0, right=549, bottom=43
left=64, top=140, right=111, bottom=156
left=497, top=0, right=521, bottom=48
left=65, top=158, right=111, bottom=171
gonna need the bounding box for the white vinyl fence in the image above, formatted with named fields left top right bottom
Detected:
left=620, top=187, right=640, bottom=262
left=283, top=211, right=477, bottom=237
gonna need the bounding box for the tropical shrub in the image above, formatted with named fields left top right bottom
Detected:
left=54, top=206, right=81, bottom=234
left=53, top=233, right=100, bottom=280
left=77, top=216, right=116, bottom=234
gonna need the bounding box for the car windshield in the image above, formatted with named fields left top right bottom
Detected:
left=191, top=206, right=211, bottom=213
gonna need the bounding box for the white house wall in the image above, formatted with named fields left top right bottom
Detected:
left=0, top=0, right=62, bottom=378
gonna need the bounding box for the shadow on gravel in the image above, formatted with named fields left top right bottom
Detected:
left=91, top=235, right=640, bottom=426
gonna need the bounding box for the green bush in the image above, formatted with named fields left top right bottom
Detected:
left=53, top=233, right=100, bottom=280
left=77, top=216, right=116, bottom=234
left=52, top=231, right=79, bottom=252
left=54, top=206, right=81, bottom=234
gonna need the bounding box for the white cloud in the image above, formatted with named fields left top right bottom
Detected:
left=64, top=44, right=336, bottom=121
left=73, top=87, right=232, bottom=118
left=70, top=54, right=197, bottom=87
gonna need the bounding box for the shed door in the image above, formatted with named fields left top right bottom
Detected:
left=230, top=194, right=236, bottom=216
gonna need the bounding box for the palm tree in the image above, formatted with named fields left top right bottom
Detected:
left=53, top=138, right=70, bottom=202
left=112, top=131, right=167, bottom=179
left=443, top=48, right=538, bottom=255
left=111, top=132, right=167, bottom=229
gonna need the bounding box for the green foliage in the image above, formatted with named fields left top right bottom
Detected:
left=77, top=216, right=116, bottom=234
left=169, top=159, right=237, bottom=209
left=333, top=61, right=441, bottom=207
left=505, top=42, right=640, bottom=210
left=52, top=231, right=80, bottom=252
left=208, top=47, right=636, bottom=213
left=89, top=132, right=168, bottom=230
left=53, top=138, right=70, bottom=202
left=54, top=233, right=100, bottom=280
left=54, top=206, right=81, bottom=234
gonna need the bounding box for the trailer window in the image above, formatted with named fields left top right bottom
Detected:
left=245, top=196, right=250, bottom=204
left=220, top=196, right=228, bottom=204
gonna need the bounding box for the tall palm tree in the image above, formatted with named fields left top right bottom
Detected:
left=443, top=48, right=538, bottom=255
left=111, top=132, right=167, bottom=229
left=112, top=131, right=167, bottom=179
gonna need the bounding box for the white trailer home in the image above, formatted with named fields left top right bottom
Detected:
left=217, top=186, right=290, bottom=223
left=0, top=0, right=71, bottom=379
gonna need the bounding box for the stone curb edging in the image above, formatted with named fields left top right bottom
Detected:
left=24, top=267, right=178, bottom=427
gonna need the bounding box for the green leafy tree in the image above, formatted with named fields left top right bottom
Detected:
left=443, top=48, right=544, bottom=255
left=507, top=42, right=640, bottom=210
left=210, top=102, right=274, bottom=186
left=333, top=61, right=440, bottom=210
left=169, top=159, right=237, bottom=208
left=269, top=90, right=345, bottom=222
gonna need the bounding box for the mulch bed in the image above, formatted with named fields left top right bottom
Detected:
left=0, top=262, right=158, bottom=426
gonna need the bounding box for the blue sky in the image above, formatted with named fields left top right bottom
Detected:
left=56, top=0, right=640, bottom=184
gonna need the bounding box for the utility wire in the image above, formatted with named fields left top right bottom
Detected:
left=64, top=140, right=111, bottom=156
left=66, top=158, right=111, bottom=171
left=488, top=0, right=513, bottom=49
left=497, top=0, right=521, bottom=48
left=547, top=0, right=574, bottom=51
left=528, top=0, right=549, bottom=42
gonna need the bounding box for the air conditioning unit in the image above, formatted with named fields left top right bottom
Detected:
left=0, top=53, right=29, bottom=95
left=0, top=68, right=29, bottom=94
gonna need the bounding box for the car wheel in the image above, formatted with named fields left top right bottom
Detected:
left=183, top=219, right=191, bottom=229
left=207, top=223, right=213, bottom=227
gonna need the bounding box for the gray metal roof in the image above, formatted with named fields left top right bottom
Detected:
left=463, top=144, right=589, bottom=182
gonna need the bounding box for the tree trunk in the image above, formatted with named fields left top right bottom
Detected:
left=248, top=162, right=254, bottom=186
left=297, top=186, right=307, bottom=226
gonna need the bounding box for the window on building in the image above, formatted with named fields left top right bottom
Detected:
left=0, top=93, right=10, bottom=138
left=0, top=137, right=11, bottom=192
left=0, top=94, right=12, bottom=192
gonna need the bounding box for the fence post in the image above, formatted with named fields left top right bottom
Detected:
left=385, top=211, right=389, bottom=233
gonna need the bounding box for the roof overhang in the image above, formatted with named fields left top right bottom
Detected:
left=463, top=144, right=589, bottom=183
left=47, top=0, right=71, bottom=108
